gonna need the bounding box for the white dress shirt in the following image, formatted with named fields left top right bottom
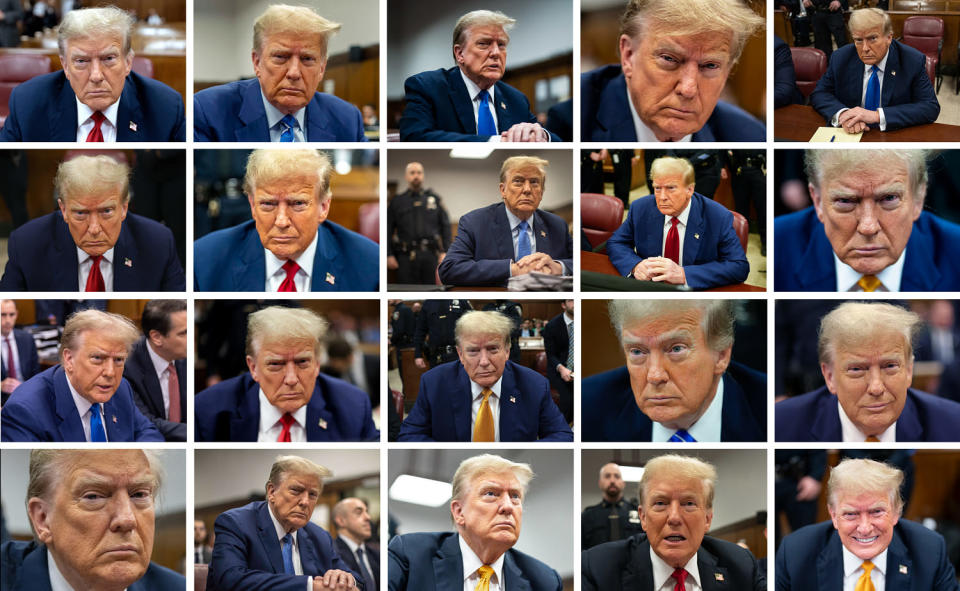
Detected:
left=470, top=376, right=503, bottom=442
left=659, top=198, right=693, bottom=265
left=841, top=546, right=887, bottom=591
left=257, top=389, right=308, bottom=442
left=834, top=248, right=905, bottom=292
left=261, top=88, right=307, bottom=142
left=832, top=52, right=890, bottom=131
left=146, top=341, right=174, bottom=419
left=459, top=534, right=505, bottom=591
left=65, top=377, right=107, bottom=442
left=2, top=333, right=21, bottom=382
left=264, top=231, right=318, bottom=292
left=460, top=69, right=499, bottom=139
left=651, top=377, right=724, bottom=442
left=626, top=84, right=692, bottom=142
left=77, top=247, right=115, bottom=291
left=838, top=401, right=897, bottom=442
left=75, top=98, right=120, bottom=142
left=650, top=546, right=702, bottom=591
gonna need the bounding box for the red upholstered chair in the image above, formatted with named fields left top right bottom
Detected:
left=902, top=16, right=943, bottom=92
left=391, top=388, right=404, bottom=419
left=131, top=56, right=155, bottom=79
left=924, top=56, right=936, bottom=86
left=194, top=565, right=209, bottom=591
left=731, top=211, right=749, bottom=253
left=357, top=201, right=379, bottom=243
left=580, top=193, right=624, bottom=253
left=0, top=54, right=52, bottom=127
left=789, top=46, right=827, bottom=101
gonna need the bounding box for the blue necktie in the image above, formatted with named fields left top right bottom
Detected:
left=864, top=65, right=880, bottom=111
left=356, top=547, right=377, bottom=591
left=279, top=114, right=298, bottom=142
left=89, top=404, right=107, bottom=442
left=281, top=533, right=295, bottom=574
left=517, top=220, right=532, bottom=260
left=669, top=429, right=696, bottom=442
left=477, top=91, right=497, bottom=136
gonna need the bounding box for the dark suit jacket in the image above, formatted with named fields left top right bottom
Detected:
left=0, top=211, right=185, bottom=292
left=193, top=78, right=367, bottom=142
left=398, top=360, right=573, bottom=442
left=774, top=35, right=804, bottom=108
left=606, top=193, right=749, bottom=289
left=582, top=533, right=765, bottom=591
left=1, top=328, right=40, bottom=385
left=193, top=219, right=379, bottom=292
left=399, top=67, right=558, bottom=142
left=208, top=501, right=361, bottom=591
left=582, top=362, right=767, bottom=442
left=388, top=532, right=562, bottom=591
left=810, top=40, right=939, bottom=130
left=194, top=373, right=379, bottom=442
left=122, top=338, right=186, bottom=442
left=545, top=99, right=573, bottom=142
left=0, top=70, right=185, bottom=142
left=580, top=65, right=766, bottom=141
left=334, top=537, right=380, bottom=588
left=914, top=327, right=960, bottom=363
left=1, top=540, right=184, bottom=591
left=774, top=206, right=960, bottom=291
left=542, top=312, right=571, bottom=395
left=0, top=366, right=163, bottom=442
left=775, top=519, right=959, bottom=591
left=438, top=203, right=573, bottom=287
left=775, top=385, right=960, bottom=442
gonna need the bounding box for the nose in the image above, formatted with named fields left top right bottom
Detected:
left=857, top=201, right=880, bottom=236
left=865, top=367, right=885, bottom=396
left=89, top=59, right=105, bottom=83
left=102, top=357, right=119, bottom=378
left=275, top=202, right=291, bottom=228
left=665, top=500, right=683, bottom=524
left=283, top=361, right=299, bottom=385
left=87, top=212, right=103, bottom=236
left=497, top=492, right=516, bottom=514
left=477, top=350, right=493, bottom=367
left=647, top=352, right=669, bottom=385
left=674, top=62, right=700, bottom=99
left=489, top=43, right=503, bottom=58
left=286, top=56, right=302, bottom=80
left=110, top=493, right=138, bottom=533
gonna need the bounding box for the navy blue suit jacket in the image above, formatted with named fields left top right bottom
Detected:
left=774, top=206, right=960, bottom=291
left=775, top=519, right=959, bottom=591
left=398, top=360, right=573, bottom=441
left=582, top=534, right=764, bottom=591
left=194, top=219, right=379, bottom=292
left=1, top=541, right=184, bottom=591
left=399, top=67, right=558, bottom=142
left=438, top=203, right=573, bottom=287
left=775, top=385, right=960, bottom=442
left=388, top=532, right=562, bottom=591
left=333, top=537, right=379, bottom=588
left=809, top=40, right=939, bottom=130
left=0, top=365, right=163, bottom=442
left=0, top=211, right=185, bottom=292
left=122, top=338, right=186, bottom=442
left=580, top=65, right=766, bottom=141
left=194, top=372, right=379, bottom=442
left=193, top=78, right=367, bottom=142
left=0, top=70, right=185, bottom=142
left=606, top=193, right=749, bottom=289
left=208, top=501, right=361, bottom=591
left=1, top=328, right=40, bottom=383
left=582, top=362, right=766, bottom=442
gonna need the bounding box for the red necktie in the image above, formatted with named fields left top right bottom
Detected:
left=664, top=217, right=680, bottom=264
left=5, top=336, right=17, bottom=380
left=167, top=362, right=181, bottom=423
left=672, top=567, right=688, bottom=591
left=86, top=111, right=106, bottom=142
left=277, top=413, right=295, bottom=442
left=85, top=255, right=105, bottom=291
left=278, top=260, right=300, bottom=292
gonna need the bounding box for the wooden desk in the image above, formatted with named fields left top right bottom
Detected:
left=775, top=104, right=960, bottom=142
left=581, top=251, right=765, bottom=292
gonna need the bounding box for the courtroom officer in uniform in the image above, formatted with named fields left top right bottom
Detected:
left=779, top=0, right=813, bottom=47
left=387, top=162, right=451, bottom=285
left=413, top=299, right=473, bottom=369
left=774, top=450, right=826, bottom=547
left=728, top=150, right=767, bottom=256
left=582, top=462, right=643, bottom=550
left=390, top=299, right=416, bottom=383
left=482, top=300, right=523, bottom=363
left=810, top=0, right=848, bottom=61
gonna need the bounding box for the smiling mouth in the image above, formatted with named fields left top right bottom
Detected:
left=853, top=535, right=879, bottom=544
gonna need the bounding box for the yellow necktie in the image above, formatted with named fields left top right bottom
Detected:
left=865, top=435, right=880, bottom=442
left=473, top=388, right=495, bottom=442
left=855, top=560, right=876, bottom=591
left=857, top=275, right=882, bottom=292
left=475, top=565, right=495, bottom=591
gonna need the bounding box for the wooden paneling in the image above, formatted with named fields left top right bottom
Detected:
left=502, top=53, right=573, bottom=115
left=85, top=0, right=186, bottom=22
left=711, top=515, right=767, bottom=558
left=8, top=299, right=150, bottom=327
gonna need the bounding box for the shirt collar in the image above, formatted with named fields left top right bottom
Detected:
left=649, top=545, right=700, bottom=591
left=841, top=543, right=887, bottom=578
left=626, top=84, right=692, bottom=142
left=834, top=247, right=906, bottom=292
left=838, top=399, right=897, bottom=442
left=267, top=500, right=301, bottom=541
left=460, top=68, right=495, bottom=103
left=264, top=229, right=318, bottom=285
left=470, top=375, right=503, bottom=399
left=339, top=535, right=362, bottom=553
left=458, top=533, right=505, bottom=588
left=260, top=86, right=306, bottom=138
left=258, top=387, right=308, bottom=434
left=77, top=246, right=115, bottom=267
left=145, top=340, right=171, bottom=378
left=76, top=96, right=120, bottom=130
left=663, top=198, right=693, bottom=228
left=504, top=204, right=535, bottom=232
left=864, top=51, right=890, bottom=76
left=651, top=375, right=724, bottom=442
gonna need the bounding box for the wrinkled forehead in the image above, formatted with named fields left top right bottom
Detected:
left=641, top=22, right=734, bottom=58
left=277, top=470, right=322, bottom=491
left=257, top=337, right=319, bottom=357
left=817, top=155, right=912, bottom=193
left=252, top=176, right=322, bottom=197
left=59, top=450, right=154, bottom=491
left=65, top=34, right=126, bottom=55
left=644, top=474, right=707, bottom=502
left=464, top=23, right=509, bottom=44
left=830, top=331, right=910, bottom=362
left=622, top=308, right=705, bottom=342
left=459, top=332, right=508, bottom=348
left=503, top=165, right=544, bottom=182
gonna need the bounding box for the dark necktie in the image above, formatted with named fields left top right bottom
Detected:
left=565, top=321, right=574, bottom=370
left=167, top=362, right=181, bottom=422
left=279, top=260, right=300, bottom=292
left=608, top=503, right=621, bottom=540
left=672, top=567, right=688, bottom=591
left=4, top=336, right=16, bottom=380
left=279, top=114, right=298, bottom=142
left=669, top=429, right=696, bottom=442
left=356, top=547, right=377, bottom=591
left=90, top=404, right=107, bottom=442
left=281, top=533, right=295, bottom=574
left=277, top=413, right=296, bottom=442
left=864, top=65, right=880, bottom=111
left=85, top=255, right=105, bottom=292
left=664, top=217, right=680, bottom=264
left=477, top=91, right=497, bottom=135
left=195, top=549, right=203, bottom=564
left=517, top=220, right=532, bottom=259
left=86, top=111, right=106, bottom=142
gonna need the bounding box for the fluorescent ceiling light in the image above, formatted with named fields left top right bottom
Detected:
left=389, top=474, right=452, bottom=507
left=449, top=145, right=495, bottom=159
left=619, top=466, right=645, bottom=482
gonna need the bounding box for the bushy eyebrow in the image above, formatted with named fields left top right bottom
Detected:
left=622, top=329, right=693, bottom=348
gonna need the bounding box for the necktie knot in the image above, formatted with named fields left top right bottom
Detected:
left=856, top=560, right=876, bottom=591
left=280, top=114, right=298, bottom=142
left=277, top=413, right=296, bottom=442
left=672, top=567, right=688, bottom=591
left=279, top=259, right=301, bottom=292
left=477, top=565, right=494, bottom=583
left=85, top=255, right=105, bottom=292
left=857, top=274, right=882, bottom=292
left=865, top=435, right=880, bottom=442
left=671, top=217, right=679, bottom=228
left=86, top=111, right=106, bottom=142
left=280, top=533, right=295, bottom=574
left=862, top=560, right=874, bottom=573
left=669, top=429, right=697, bottom=442
left=91, top=111, right=106, bottom=124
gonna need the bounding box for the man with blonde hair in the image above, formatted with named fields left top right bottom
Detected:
left=1, top=310, right=163, bottom=441
left=398, top=311, right=572, bottom=441
left=193, top=148, right=378, bottom=291
left=0, top=5, right=185, bottom=141
left=776, top=302, right=960, bottom=441
left=195, top=306, right=378, bottom=442
left=582, top=0, right=765, bottom=141
left=810, top=8, right=939, bottom=134
left=776, top=458, right=959, bottom=590
left=0, top=154, right=185, bottom=291
left=389, top=453, right=563, bottom=590
left=607, top=156, right=749, bottom=289
left=438, top=155, right=572, bottom=287
left=399, top=10, right=556, bottom=142
left=194, top=4, right=366, bottom=142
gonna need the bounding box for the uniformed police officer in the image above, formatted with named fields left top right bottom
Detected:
left=482, top=300, right=523, bottom=363
left=390, top=299, right=416, bottom=382
left=413, top=299, right=473, bottom=370
left=728, top=149, right=767, bottom=255
left=387, top=162, right=452, bottom=285
left=581, top=463, right=643, bottom=550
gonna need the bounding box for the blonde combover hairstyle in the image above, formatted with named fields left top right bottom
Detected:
left=499, top=155, right=549, bottom=184
left=244, top=149, right=334, bottom=200
left=608, top=300, right=736, bottom=352
left=848, top=7, right=893, bottom=35
left=59, top=310, right=140, bottom=360
left=804, top=149, right=929, bottom=207
left=58, top=6, right=136, bottom=56
left=451, top=454, right=534, bottom=502
left=650, top=156, right=696, bottom=186
left=455, top=311, right=515, bottom=348
left=56, top=155, right=131, bottom=204
left=827, top=458, right=904, bottom=514
left=452, top=10, right=516, bottom=62
left=619, top=0, right=763, bottom=64
left=253, top=4, right=341, bottom=58
left=638, top=454, right=717, bottom=508
left=246, top=306, right=329, bottom=357
left=817, top=302, right=920, bottom=365
left=266, top=455, right=332, bottom=495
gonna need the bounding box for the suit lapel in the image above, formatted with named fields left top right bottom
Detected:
left=137, top=344, right=166, bottom=417
left=116, top=76, right=143, bottom=141
left=880, top=42, right=901, bottom=109
left=532, top=210, right=554, bottom=256
left=493, top=204, right=515, bottom=261
left=237, top=79, right=272, bottom=141
left=816, top=531, right=845, bottom=591
left=884, top=528, right=912, bottom=591
left=596, top=74, right=636, bottom=141
left=231, top=377, right=262, bottom=441
left=112, top=221, right=137, bottom=290
left=498, top=362, right=518, bottom=441
left=53, top=213, right=81, bottom=290
left=298, top=529, right=321, bottom=575
left=682, top=195, right=706, bottom=265
left=503, top=551, right=532, bottom=591
left=894, top=391, right=923, bottom=441
left=305, top=378, right=335, bottom=441
left=50, top=76, right=79, bottom=141
left=434, top=535, right=465, bottom=591
left=256, top=503, right=286, bottom=574
left=811, top=389, right=842, bottom=441
left=16, top=544, right=54, bottom=591
left=642, top=200, right=665, bottom=259
left=102, top=394, right=129, bottom=441
left=454, top=363, right=474, bottom=441
left=718, top=373, right=760, bottom=441
left=799, top=223, right=837, bottom=290
left=448, top=68, right=478, bottom=134
left=304, top=94, right=329, bottom=142
left=698, top=545, right=730, bottom=591
left=901, top=216, right=940, bottom=290
left=620, top=537, right=654, bottom=590
left=235, top=227, right=267, bottom=291
left=53, top=367, right=87, bottom=441
left=493, top=84, right=512, bottom=133
left=335, top=537, right=360, bottom=572
left=310, top=226, right=339, bottom=291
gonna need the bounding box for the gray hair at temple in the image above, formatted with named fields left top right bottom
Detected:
left=55, top=155, right=131, bottom=204
left=848, top=7, right=893, bottom=36
left=59, top=310, right=141, bottom=360
left=450, top=454, right=534, bottom=503
left=827, top=458, right=904, bottom=515
left=804, top=149, right=930, bottom=206
left=618, top=0, right=764, bottom=64
left=244, top=149, right=334, bottom=200
left=58, top=5, right=136, bottom=57
left=608, top=300, right=736, bottom=352
left=455, top=311, right=515, bottom=348
left=452, top=10, right=515, bottom=62
left=265, top=455, right=332, bottom=495
left=817, top=302, right=920, bottom=365
left=245, top=306, right=329, bottom=357
left=637, top=454, right=716, bottom=508
left=252, top=4, right=341, bottom=58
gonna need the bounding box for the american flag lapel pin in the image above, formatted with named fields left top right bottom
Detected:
left=540, top=230, right=546, bottom=238
left=509, top=396, right=516, bottom=403
left=318, top=418, right=328, bottom=430
left=325, top=273, right=335, bottom=285
left=124, top=258, right=132, bottom=267
left=112, top=415, right=117, bottom=423
left=129, top=121, right=137, bottom=132
left=714, top=573, right=724, bottom=581
left=899, top=565, right=908, bottom=574
left=500, top=101, right=506, bottom=109
left=694, top=233, right=700, bottom=239
left=891, top=70, right=896, bottom=76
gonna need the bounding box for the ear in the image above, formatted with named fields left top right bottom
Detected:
left=810, top=183, right=824, bottom=222
left=316, top=58, right=327, bottom=87
left=637, top=504, right=648, bottom=531
left=704, top=508, right=713, bottom=532
left=122, top=50, right=134, bottom=78
left=147, top=329, right=163, bottom=348
left=450, top=499, right=465, bottom=526
left=119, top=200, right=128, bottom=221
left=619, top=35, right=635, bottom=77
left=456, top=346, right=466, bottom=366
left=828, top=505, right=840, bottom=531
left=28, top=497, right=54, bottom=544
left=713, top=346, right=732, bottom=375
left=251, top=50, right=262, bottom=77
left=246, top=355, right=258, bottom=382
left=821, top=362, right=837, bottom=395
left=911, top=188, right=925, bottom=221
left=57, top=199, right=66, bottom=217
left=61, top=348, right=75, bottom=373
left=453, top=44, right=464, bottom=65
left=316, top=195, right=331, bottom=224
left=499, top=182, right=507, bottom=200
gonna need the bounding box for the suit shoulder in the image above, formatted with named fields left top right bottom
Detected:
left=776, top=387, right=828, bottom=415
left=125, top=213, right=175, bottom=236
left=128, top=71, right=182, bottom=103
left=774, top=206, right=819, bottom=235
left=582, top=366, right=631, bottom=402
left=918, top=211, right=960, bottom=241
left=318, top=373, right=369, bottom=404
left=581, top=64, right=624, bottom=90
left=196, top=375, right=249, bottom=408
left=706, top=101, right=765, bottom=141
left=389, top=532, right=450, bottom=557
left=323, top=220, right=378, bottom=254
left=405, top=68, right=450, bottom=87
left=195, top=221, right=257, bottom=253
left=508, top=361, right=549, bottom=385
left=507, top=546, right=562, bottom=581
left=701, top=535, right=759, bottom=565
left=194, top=79, right=248, bottom=105
left=140, top=562, right=187, bottom=589
left=909, top=388, right=960, bottom=417
left=9, top=70, right=67, bottom=96
left=312, top=91, right=363, bottom=115
left=459, top=203, right=504, bottom=224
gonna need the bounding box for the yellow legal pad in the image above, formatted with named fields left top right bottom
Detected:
left=809, top=127, right=863, bottom=142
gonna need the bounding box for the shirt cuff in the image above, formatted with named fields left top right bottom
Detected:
left=878, top=107, right=886, bottom=131
left=831, top=108, right=848, bottom=127
left=487, top=135, right=502, bottom=142
left=307, top=576, right=313, bottom=591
